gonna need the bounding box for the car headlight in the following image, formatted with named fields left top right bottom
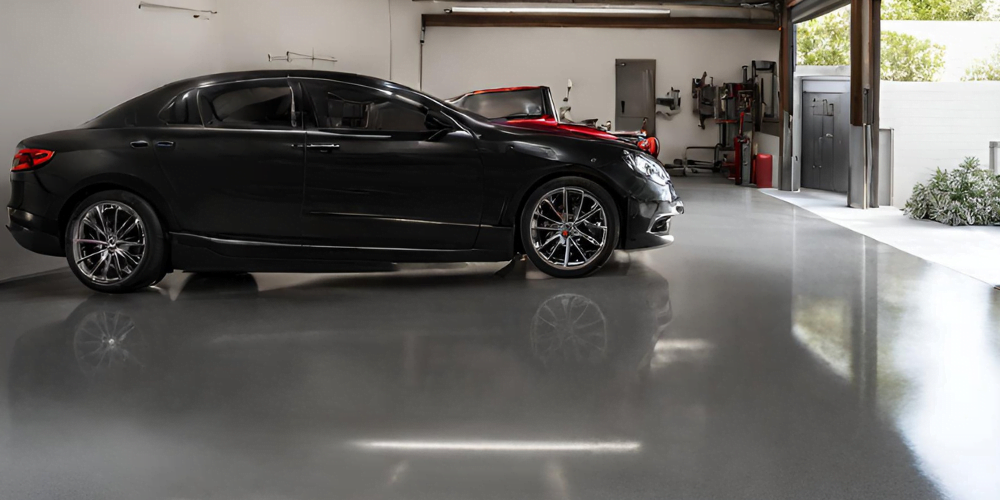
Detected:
left=623, top=150, right=670, bottom=186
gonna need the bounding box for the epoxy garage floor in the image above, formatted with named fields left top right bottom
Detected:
left=0, top=176, right=997, bottom=500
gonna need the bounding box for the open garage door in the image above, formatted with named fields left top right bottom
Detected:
left=790, top=0, right=850, bottom=24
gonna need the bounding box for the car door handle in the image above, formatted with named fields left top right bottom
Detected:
left=130, top=141, right=148, bottom=149
left=306, top=144, right=340, bottom=152
left=155, top=141, right=175, bottom=149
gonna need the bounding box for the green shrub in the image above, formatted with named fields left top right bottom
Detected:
left=904, top=157, right=1000, bottom=226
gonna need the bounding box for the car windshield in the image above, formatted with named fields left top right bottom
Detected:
left=450, top=88, right=548, bottom=120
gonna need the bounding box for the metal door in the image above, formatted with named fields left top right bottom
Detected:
left=802, top=92, right=849, bottom=193
left=615, top=59, right=656, bottom=135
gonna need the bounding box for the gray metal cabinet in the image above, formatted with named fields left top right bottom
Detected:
left=615, top=59, right=656, bottom=135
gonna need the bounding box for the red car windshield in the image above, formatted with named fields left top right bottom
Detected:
left=449, top=88, right=550, bottom=121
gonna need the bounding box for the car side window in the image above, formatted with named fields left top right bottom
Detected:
left=300, top=81, right=430, bottom=133
left=452, top=88, right=547, bottom=120
left=198, top=80, right=295, bottom=129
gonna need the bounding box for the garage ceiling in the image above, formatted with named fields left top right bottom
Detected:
left=432, top=0, right=774, bottom=7
left=421, top=0, right=781, bottom=28
left=788, top=0, right=849, bottom=23
left=435, top=1, right=767, bottom=5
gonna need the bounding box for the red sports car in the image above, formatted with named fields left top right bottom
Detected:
left=447, top=86, right=660, bottom=156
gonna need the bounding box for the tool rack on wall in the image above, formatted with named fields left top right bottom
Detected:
left=676, top=60, right=777, bottom=186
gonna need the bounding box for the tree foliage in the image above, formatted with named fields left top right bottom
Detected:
left=883, top=0, right=996, bottom=21
left=796, top=8, right=852, bottom=66
left=963, top=45, right=1000, bottom=80
left=796, top=7, right=947, bottom=81
left=880, top=32, right=946, bottom=81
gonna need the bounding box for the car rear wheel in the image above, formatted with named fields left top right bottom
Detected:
left=520, top=177, right=620, bottom=278
left=64, top=190, right=167, bottom=294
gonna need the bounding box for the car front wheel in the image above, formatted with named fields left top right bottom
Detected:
left=520, top=177, right=620, bottom=278
left=64, top=190, right=168, bottom=293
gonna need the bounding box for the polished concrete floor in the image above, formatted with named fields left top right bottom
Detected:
left=764, top=186, right=1000, bottom=287
left=0, top=176, right=997, bottom=500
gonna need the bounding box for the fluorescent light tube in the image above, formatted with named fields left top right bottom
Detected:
left=352, top=439, right=642, bottom=453
left=447, top=6, right=672, bottom=15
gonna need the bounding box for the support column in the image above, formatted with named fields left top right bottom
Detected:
left=849, top=0, right=881, bottom=208
left=779, top=5, right=795, bottom=191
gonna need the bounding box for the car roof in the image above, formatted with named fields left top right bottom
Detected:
left=158, top=69, right=394, bottom=94
left=89, top=70, right=430, bottom=129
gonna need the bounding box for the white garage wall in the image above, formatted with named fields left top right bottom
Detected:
left=422, top=27, right=780, bottom=163
left=880, top=81, right=1000, bottom=208
left=213, top=0, right=394, bottom=80
left=210, top=0, right=431, bottom=89
left=0, top=0, right=222, bottom=282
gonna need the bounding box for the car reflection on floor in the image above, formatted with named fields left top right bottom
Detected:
left=6, top=255, right=676, bottom=499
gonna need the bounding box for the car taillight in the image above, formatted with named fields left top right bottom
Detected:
left=12, top=149, right=54, bottom=172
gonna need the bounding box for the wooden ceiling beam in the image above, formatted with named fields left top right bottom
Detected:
left=422, top=13, right=780, bottom=30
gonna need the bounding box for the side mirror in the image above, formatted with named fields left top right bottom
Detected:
left=425, top=110, right=456, bottom=141
left=426, top=110, right=454, bottom=130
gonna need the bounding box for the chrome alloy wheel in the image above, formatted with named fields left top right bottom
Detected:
left=71, top=201, right=147, bottom=284
left=529, top=187, right=608, bottom=269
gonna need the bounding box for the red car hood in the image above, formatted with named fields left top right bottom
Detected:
left=495, top=116, right=619, bottom=141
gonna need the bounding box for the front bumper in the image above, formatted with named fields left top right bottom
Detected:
left=622, top=198, right=684, bottom=250
left=7, top=208, right=63, bottom=256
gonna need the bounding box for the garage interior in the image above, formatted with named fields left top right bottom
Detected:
left=1, top=1, right=998, bottom=499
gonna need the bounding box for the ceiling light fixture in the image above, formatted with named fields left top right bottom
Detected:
left=352, top=439, right=643, bottom=453
left=446, top=6, right=672, bottom=16
left=138, top=1, right=217, bottom=20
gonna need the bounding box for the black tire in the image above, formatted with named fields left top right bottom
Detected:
left=519, top=176, right=620, bottom=279
left=64, top=190, right=168, bottom=294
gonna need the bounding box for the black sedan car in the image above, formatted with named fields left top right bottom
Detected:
left=8, top=70, right=683, bottom=292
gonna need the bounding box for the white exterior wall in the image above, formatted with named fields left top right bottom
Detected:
left=880, top=81, right=1000, bottom=208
